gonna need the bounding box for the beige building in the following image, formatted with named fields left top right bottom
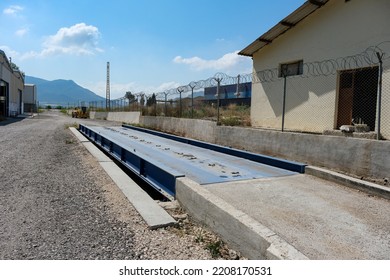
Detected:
left=240, top=0, right=390, bottom=139
left=0, top=50, right=25, bottom=117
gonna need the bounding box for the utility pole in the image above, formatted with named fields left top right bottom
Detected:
left=106, top=62, right=110, bottom=111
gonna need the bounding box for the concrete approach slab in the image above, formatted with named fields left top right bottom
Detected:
left=69, top=127, right=177, bottom=229
left=196, top=174, right=390, bottom=259
left=71, top=126, right=390, bottom=259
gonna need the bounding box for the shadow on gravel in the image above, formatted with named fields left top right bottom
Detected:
left=0, top=117, right=26, bottom=126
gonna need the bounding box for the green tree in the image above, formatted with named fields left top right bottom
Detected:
left=146, top=93, right=156, bottom=106
left=125, top=91, right=136, bottom=103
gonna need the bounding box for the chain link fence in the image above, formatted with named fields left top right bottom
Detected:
left=88, top=73, right=253, bottom=126
left=85, top=42, right=390, bottom=139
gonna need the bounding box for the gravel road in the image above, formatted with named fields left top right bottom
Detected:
left=0, top=111, right=222, bottom=260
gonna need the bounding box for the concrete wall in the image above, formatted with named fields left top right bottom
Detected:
left=106, top=112, right=140, bottom=123
left=89, top=111, right=140, bottom=123
left=24, top=84, right=37, bottom=104
left=251, top=0, right=390, bottom=137
left=215, top=126, right=390, bottom=180
left=141, top=116, right=216, bottom=143
left=137, top=116, right=389, bottom=180
left=89, top=111, right=107, bottom=120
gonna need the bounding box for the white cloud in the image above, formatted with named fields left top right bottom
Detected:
left=154, top=81, right=181, bottom=92
left=2, top=23, right=103, bottom=60
left=15, top=27, right=29, bottom=37
left=173, top=51, right=250, bottom=72
left=0, top=45, right=19, bottom=58
left=3, top=5, right=23, bottom=15
left=42, top=23, right=102, bottom=56
left=0, top=45, right=39, bottom=61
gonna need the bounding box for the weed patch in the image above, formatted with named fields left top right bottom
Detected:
left=64, top=122, right=79, bottom=129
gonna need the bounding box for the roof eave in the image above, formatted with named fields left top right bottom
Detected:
left=239, top=0, right=329, bottom=57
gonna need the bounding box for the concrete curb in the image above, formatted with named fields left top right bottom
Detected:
left=305, top=166, right=390, bottom=200
left=69, top=127, right=89, bottom=142
left=176, top=177, right=308, bottom=260
left=69, top=127, right=177, bottom=229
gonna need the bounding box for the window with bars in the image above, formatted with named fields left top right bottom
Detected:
left=279, top=60, right=303, bottom=77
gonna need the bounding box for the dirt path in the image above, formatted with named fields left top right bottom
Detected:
left=0, top=111, right=213, bottom=259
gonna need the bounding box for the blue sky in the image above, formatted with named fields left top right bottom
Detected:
left=0, top=0, right=305, bottom=98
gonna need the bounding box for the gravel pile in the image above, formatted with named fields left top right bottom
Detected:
left=0, top=111, right=237, bottom=260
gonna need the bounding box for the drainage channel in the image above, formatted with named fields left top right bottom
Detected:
left=79, top=124, right=305, bottom=200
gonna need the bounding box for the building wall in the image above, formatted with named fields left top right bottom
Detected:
left=1, top=51, right=25, bottom=116
left=0, top=55, right=12, bottom=117
left=9, top=71, right=24, bottom=115
left=251, top=0, right=390, bottom=136
left=381, top=65, right=390, bottom=139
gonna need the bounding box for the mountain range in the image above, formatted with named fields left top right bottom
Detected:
left=25, top=76, right=104, bottom=106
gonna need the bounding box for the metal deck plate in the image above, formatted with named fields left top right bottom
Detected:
left=88, top=126, right=296, bottom=185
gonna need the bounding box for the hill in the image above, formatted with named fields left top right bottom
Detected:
left=25, top=76, right=104, bottom=106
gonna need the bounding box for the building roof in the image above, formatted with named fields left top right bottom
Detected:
left=1, top=49, right=25, bottom=83
left=239, top=0, right=329, bottom=57
left=0, top=49, right=13, bottom=72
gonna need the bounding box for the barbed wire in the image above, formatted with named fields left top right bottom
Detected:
left=253, top=41, right=390, bottom=83
left=104, top=41, right=389, bottom=103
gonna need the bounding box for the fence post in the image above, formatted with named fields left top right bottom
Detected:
left=214, top=77, right=222, bottom=124
left=236, top=74, right=241, bottom=98
left=177, top=87, right=184, bottom=118
left=376, top=52, right=384, bottom=140
left=189, top=82, right=196, bottom=118
left=282, top=74, right=287, bottom=132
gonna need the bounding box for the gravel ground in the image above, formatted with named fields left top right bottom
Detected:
left=0, top=110, right=237, bottom=260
